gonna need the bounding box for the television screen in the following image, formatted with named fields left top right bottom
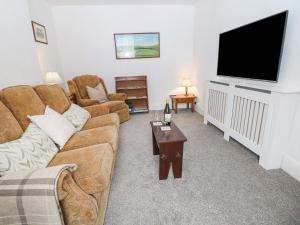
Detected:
left=217, top=11, right=288, bottom=82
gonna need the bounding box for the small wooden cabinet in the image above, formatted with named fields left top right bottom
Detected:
left=115, top=76, right=149, bottom=114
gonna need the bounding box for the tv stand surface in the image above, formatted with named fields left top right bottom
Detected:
left=209, top=79, right=300, bottom=93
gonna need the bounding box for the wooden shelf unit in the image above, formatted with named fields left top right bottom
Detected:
left=115, top=75, right=149, bottom=114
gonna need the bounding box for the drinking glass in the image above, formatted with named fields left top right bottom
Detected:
left=154, top=111, right=160, bottom=122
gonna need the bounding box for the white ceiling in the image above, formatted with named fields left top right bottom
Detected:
left=48, top=0, right=198, bottom=5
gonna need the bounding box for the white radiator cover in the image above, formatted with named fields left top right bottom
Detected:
left=204, top=80, right=300, bottom=170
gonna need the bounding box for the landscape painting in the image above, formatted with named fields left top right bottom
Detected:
left=114, top=33, right=160, bottom=59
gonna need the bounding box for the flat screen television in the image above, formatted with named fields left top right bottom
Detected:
left=217, top=11, right=288, bottom=82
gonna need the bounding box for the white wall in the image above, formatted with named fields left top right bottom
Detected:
left=51, top=5, right=195, bottom=109
left=0, top=0, right=42, bottom=88
left=194, top=0, right=300, bottom=180
left=0, top=0, right=63, bottom=88
left=27, top=0, right=64, bottom=82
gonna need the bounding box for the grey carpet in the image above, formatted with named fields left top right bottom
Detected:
left=105, top=110, right=300, bottom=225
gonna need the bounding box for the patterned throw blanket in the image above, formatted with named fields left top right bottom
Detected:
left=0, top=164, right=77, bottom=225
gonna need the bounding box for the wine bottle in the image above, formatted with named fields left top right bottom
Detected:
left=164, top=98, right=172, bottom=126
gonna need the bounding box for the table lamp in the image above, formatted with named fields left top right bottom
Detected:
left=181, top=79, right=192, bottom=96
left=44, top=72, right=62, bottom=85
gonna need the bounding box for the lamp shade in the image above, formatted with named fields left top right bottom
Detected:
left=181, top=79, right=192, bottom=87
left=45, top=72, right=62, bottom=85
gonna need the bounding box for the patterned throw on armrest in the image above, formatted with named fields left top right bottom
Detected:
left=0, top=164, right=77, bottom=225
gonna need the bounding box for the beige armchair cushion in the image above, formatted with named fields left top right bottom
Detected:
left=86, top=83, right=108, bottom=103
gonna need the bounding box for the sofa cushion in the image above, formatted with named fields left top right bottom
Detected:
left=0, top=123, right=58, bottom=176
left=28, top=106, right=77, bottom=149
left=82, top=113, right=119, bottom=130
left=73, top=75, right=101, bottom=99
left=0, top=101, right=23, bottom=144
left=1, top=86, right=45, bottom=130
left=49, top=144, right=113, bottom=194
left=63, top=103, right=91, bottom=131
left=101, top=101, right=127, bottom=113
left=62, top=126, right=118, bottom=152
left=34, top=84, right=71, bottom=114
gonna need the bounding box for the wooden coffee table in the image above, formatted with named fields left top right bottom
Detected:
left=150, top=121, right=187, bottom=180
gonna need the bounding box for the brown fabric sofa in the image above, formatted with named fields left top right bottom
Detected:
left=0, top=84, right=120, bottom=225
left=67, top=74, right=130, bottom=123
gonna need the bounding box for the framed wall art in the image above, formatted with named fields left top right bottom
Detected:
left=114, top=32, right=160, bottom=59
left=31, top=21, right=48, bottom=44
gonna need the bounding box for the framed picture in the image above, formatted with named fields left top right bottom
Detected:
left=114, top=32, right=160, bottom=59
left=31, top=21, right=48, bottom=44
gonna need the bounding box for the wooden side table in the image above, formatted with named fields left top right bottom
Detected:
left=170, top=94, right=196, bottom=113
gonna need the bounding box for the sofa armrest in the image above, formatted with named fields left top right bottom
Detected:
left=107, top=93, right=127, bottom=101
left=79, top=99, right=98, bottom=107
left=84, top=104, right=110, bottom=117
left=58, top=170, right=98, bottom=225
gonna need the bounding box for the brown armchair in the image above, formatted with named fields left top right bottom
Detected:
left=68, top=75, right=129, bottom=123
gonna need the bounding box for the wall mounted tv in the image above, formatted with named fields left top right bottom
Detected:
left=217, top=11, right=288, bottom=82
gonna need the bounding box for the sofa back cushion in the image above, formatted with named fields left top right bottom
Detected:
left=0, top=101, right=23, bottom=144
left=34, top=84, right=71, bottom=114
left=1, top=86, right=46, bottom=130
left=28, top=106, right=77, bottom=149
left=73, top=75, right=108, bottom=99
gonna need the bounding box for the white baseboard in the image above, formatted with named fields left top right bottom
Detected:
left=281, top=154, right=300, bottom=182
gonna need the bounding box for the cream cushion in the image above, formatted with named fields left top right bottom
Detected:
left=28, top=106, right=76, bottom=149
left=0, top=123, right=58, bottom=176
left=86, top=83, right=108, bottom=103
left=63, top=103, right=91, bottom=131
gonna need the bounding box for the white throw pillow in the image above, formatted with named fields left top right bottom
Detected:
left=28, top=106, right=77, bottom=149
left=0, top=123, right=58, bottom=176
left=63, top=103, right=91, bottom=131
left=86, top=83, right=108, bottom=103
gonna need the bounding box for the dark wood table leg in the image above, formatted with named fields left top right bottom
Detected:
left=191, top=99, right=195, bottom=112
left=172, top=145, right=183, bottom=178
left=152, top=131, right=159, bottom=155
left=159, top=155, right=171, bottom=180
left=175, top=101, right=178, bottom=114
left=159, top=143, right=170, bottom=180
left=186, top=102, right=189, bottom=109
left=159, top=142, right=184, bottom=180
